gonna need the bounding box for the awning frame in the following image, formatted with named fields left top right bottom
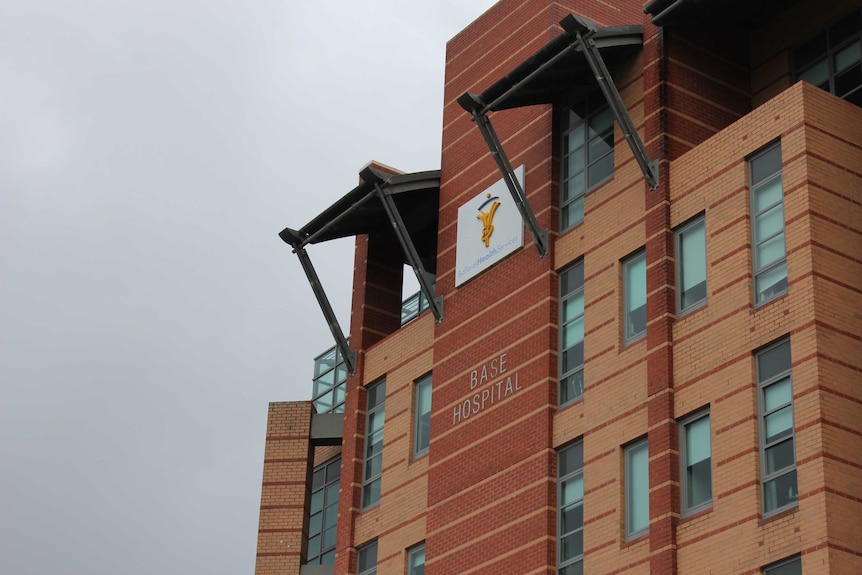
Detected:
left=280, top=168, right=443, bottom=374
left=458, top=15, right=658, bottom=258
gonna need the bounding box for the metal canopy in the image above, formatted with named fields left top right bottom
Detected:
left=280, top=167, right=442, bottom=374
left=644, top=0, right=796, bottom=27
left=458, top=15, right=657, bottom=258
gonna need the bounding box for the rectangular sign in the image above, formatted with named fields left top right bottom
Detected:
left=454, top=165, right=525, bottom=286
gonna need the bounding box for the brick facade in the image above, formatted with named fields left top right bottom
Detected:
left=256, top=1, right=862, bottom=573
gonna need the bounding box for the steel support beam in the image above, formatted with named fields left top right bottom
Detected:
left=463, top=98, right=550, bottom=258
left=288, top=239, right=357, bottom=375
left=561, top=15, right=659, bottom=190
left=365, top=170, right=444, bottom=323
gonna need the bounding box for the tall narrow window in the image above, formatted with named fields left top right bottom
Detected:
left=307, top=456, right=340, bottom=565
left=357, top=540, right=378, bottom=575
left=560, top=93, right=614, bottom=231
left=558, top=441, right=584, bottom=575
left=679, top=410, right=712, bottom=514
left=763, top=555, right=802, bottom=575
left=676, top=215, right=707, bottom=314
left=623, top=251, right=646, bottom=343
left=625, top=438, right=649, bottom=539
left=407, top=543, right=425, bottom=575
left=794, top=7, right=862, bottom=106
left=559, top=261, right=585, bottom=405
left=751, top=144, right=787, bottom=304
left=362, top=378, right=386, bottom=509
left=757, top=339, right=798, bottom=515
left=414, top=374, right=432, bottom=457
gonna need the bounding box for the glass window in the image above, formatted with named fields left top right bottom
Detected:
left=625, top=438, right=649, bottom=539
left=357, top=540, right=378, bottom=575
left=794, top=8, right=862, bottom=106
left=560, top=93, right=615, bottom=231
left=763, top=555, right=802, bottom=575
left=306, top=456, right=340, bottom=565
left=757, top=339, right=798, bottom=515
left=679, top=410, right=712, bottom=514
left=750, top=144, right=788, bottom=304
left=407, top=542, right=425, bottom=575
left=623, top=251, right=647, bottom=343
left=675, top=215, right=707, bottom=314
left=558, top=441, right=584, bottom=575
left=312, top=345, right=348, bottom=414
left=623, top=438, right=650, bottom=539
left=362, top=378, right=386, bottom=509
left=559, top=261, right=585, bottom=405
left=414, top=374, right=432, bottom=457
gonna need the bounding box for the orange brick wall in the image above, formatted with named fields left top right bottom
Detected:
left=255, top=402, right=314, bottom=575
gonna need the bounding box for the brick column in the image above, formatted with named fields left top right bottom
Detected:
left=642, top=18, right=679, bottom=575
left=255, top=402, right=315, bottom=575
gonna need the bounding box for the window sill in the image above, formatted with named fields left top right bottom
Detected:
left=753, top=289, right=788, bottom=310
left=679, top=504, right=713, bottom=524
left=622, top=530, right=649, bottom=548
left=677, top=299, right=707, bottom=319
left=759, top=503, right=798, bottom=525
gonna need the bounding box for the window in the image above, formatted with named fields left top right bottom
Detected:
left=676, top=215, right=707, bottom=314
left=307, top=456, right=340, bottom=565
left=763, top=555, right=802, bottom=575
left=312, top=345, right=348, bottom=414
left=560, top=93, right=614, bottom=231
left=559, top=261, right=585, bottom=405
left=794, top=7, right=862, bottom=106
left=750, top=143, right=787, bottom=304
left=407, top=543, right=425, bottom=575
left=414, top=374, right=432, bottom=457
left=558, top=441, right=584, bottom=575
left=625, top=438, right=649, bottom=539
left=679, top=410, right=712, bottom=515
left=357, top=540, right=378, bottom=575
left=362, top=378, right=386, bottom=509
left=623, top=251, right=646, bottom=343
left=757, top=339, right=798, bottom=515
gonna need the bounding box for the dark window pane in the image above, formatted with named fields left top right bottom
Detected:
left=559, top=562, right=584, bottom=575
left=765, top=556, right=802, bottom=575
left=561, top=503, right=584, bottom=533
left=835, top=63, right=862, bottom=97
left=320, top=549, right=335, bottom=565
left=312, top=467, right=325, bottom=491
left=560, top=371, right=584, bottom=405
left=764, top=470, right=798, bottom=512
left=561, top=531, right=583, bottom=561
left=588, top=152, right=614, bottom=187
left=758, top=341, right=791, bottom=381
left=795, top=31, right=828, bottom=68
left=687, top=457, right=712, bottom=508
left=310, top=491, right=324, bottom=514
left=307, top=534, right=321, bottom=558
left=559, top=443, right=583, bottom=477
left=765, top=438, right=795, bottom=474
left=751, top=146, right=782, bottom=184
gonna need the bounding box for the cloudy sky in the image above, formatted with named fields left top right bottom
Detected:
left=0, top=1, right=497, bottom=572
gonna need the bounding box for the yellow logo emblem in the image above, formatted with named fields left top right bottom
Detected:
left=477, top=193, right=501, bottom=248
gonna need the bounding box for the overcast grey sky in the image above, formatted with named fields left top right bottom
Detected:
left=0, top=1, right=497, bottom=572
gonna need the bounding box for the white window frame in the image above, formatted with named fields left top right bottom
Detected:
left=362, top=378, right=386, bottom=509
left=675, top=215, right=707, bottom=315
left=763, top=554, right=802, bottom=575
left=750, top=143, right=788, bottom=305
left=757, top=338, right=798, bottom=516
left=559, top=261, right=585, bottom=406
left=560, top=93, right=615, bottom=232
left=558, top=440, right=584, bottom=574
left=623, top=250, right=647, bottom=344
left=679, top=409, right=712, bottom=516
left=625, top=438, right=649, bottom=540
left=357, top=539, right=378, bottom=575
left=407, top=542, right=425, bottom=575
left=413, top=374, right=432, bottom=458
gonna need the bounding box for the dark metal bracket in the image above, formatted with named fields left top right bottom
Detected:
left=361, top=168, right=444, bottom=323
left=460, top=96, right=550, bottom=258
left=280, top=228, right=357, bottom=375
left=458, top=16, right=658, bottom=235
left=561, top=15, right=659, bottom=190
